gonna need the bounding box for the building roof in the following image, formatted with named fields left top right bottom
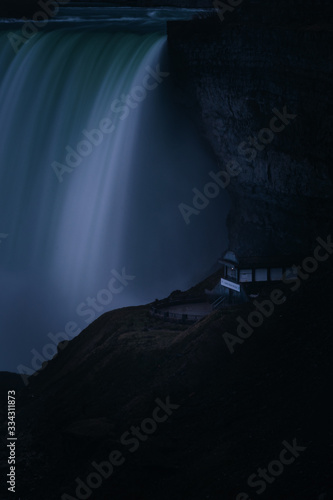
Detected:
left=219, top=252, right=305, bottom=269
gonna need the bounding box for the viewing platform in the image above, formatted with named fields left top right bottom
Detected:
left=150, top=296, right=211, bottom=323
left=151, top=249, right=305, bottom=323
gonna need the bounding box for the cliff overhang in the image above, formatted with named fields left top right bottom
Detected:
left=167, top=1, right=333, bottom=257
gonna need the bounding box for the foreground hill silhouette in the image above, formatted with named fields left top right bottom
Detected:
left=1, top=257, right=332, bottom=499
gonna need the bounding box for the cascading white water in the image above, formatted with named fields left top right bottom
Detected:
left=0, top=19, right=229, bottom=372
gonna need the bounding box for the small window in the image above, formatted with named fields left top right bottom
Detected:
left=255, top=268, right=268, bottom=282
left=239, top=269, right=252, bottom=282
left=270, top=268, right=283, bottom=281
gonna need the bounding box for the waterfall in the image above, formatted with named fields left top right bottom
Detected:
left=0, top=24, right=229, bottom=371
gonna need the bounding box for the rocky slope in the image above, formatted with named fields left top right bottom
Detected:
left=168, top=0, right=333, bottom=257
left=1, top=255, right=333, bottom=500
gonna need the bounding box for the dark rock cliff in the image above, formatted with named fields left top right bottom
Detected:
left=168, top=1, right=333, bottom=257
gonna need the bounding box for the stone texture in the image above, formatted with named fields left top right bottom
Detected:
left=168, top=2, right=333, bottom=257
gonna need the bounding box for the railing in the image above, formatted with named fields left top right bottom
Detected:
left=150, top=309, right=207, bottom=323
left=212, top=295, right=226, bottom=310
left=151, top=295, right=206, bottom=308
left=150, top=295, right=209, bottom=323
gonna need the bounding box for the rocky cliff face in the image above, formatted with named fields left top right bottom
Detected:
left=168, top=1, right=333, bottom=257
